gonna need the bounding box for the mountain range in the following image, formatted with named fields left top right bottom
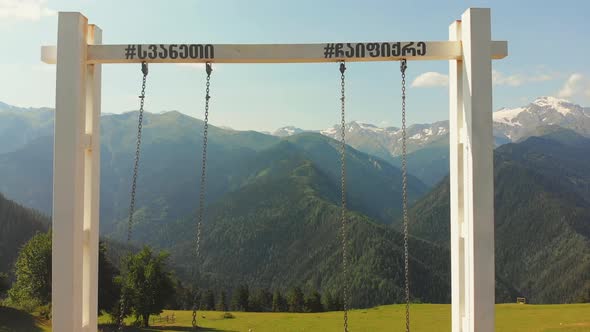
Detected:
left=275, top=96, right=590, bottom=186
left=1, top=97, right=589, bottom=305
left=154, top=139, right=450, bottom=306
left=276, top=96, right=589, bottom=154
left=0, top=103, right=439, bottom=306
left=4, top=96, right=588, bottom=189
left=0, top=107, right=425, bottom=227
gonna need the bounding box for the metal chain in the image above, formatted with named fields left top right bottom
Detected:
left=400, top=58, right=410, bottom=332
left=339, top=61, right=349, bottom=332
left=192, top=62, right=213, bottom=330
left=118, top=61, right=148, bottom=332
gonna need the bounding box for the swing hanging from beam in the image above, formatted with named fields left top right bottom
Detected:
left=43, top=8, right=506, bottom=332
left=114, top=55, right=413, bottom=332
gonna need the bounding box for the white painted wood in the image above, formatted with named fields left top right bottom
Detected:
left=82, top=23, right=102, bottom=332
left=41, top=40, right=508, bottom=64
left=41, top=45, right=57, bottom=64
left=449, top=20, right=466, bottom=332
left=459, top=8, right=496, bottom=332
left=52, top=11, right=88, bottom=332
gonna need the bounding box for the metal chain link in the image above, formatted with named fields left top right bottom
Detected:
left=118, top=61, right=148, bottom=332
left=339, top=61, right=349, bottom=332
left=400, top=59, right=410, bottom=332
left=192, top=62, right=213, bottom=330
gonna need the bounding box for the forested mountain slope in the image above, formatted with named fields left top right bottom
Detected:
left=0, top=193, right=48, bottom=274
left=406, top=128, right=590, bottom=303
left=151, top=141, right=449, bottom=307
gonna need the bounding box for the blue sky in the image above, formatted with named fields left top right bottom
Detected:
left=1, top=0, right=589, bottom=131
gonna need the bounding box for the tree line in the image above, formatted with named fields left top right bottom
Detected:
left=0, top=231, right=345, bottom=328
left=175, top=284, right=345, bottom=313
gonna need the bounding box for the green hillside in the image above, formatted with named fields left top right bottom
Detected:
left=390, top=134, right=519, bottom=187
left=0, top=111, right=425, bottom=236
left=284, top=134, right=426, bottom=221
left=2, top=105, right=589, bottom=306
left=0, top=103, right=54, bottom=155
left=7, top=304, right=590, bottom=332
left=0, top=109, right=435, bottom=309
left=406, top=128, right=590, bottom=303
left=151, top=143, right=448, bottom=307
left=0, top=193, right=49, bottom=275
left=104, top=304, right=590, bottom=332
left=391, top=137, right=449, bottom=187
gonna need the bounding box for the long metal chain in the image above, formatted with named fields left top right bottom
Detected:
left=192, top=62, right=213, bottom=329
left=118, top=61, right=148, bottom=332
left=339, top=61, right=349, bottom=332
left=400, top=59, right=410, bottom=332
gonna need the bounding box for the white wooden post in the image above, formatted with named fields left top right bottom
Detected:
left=449, top=18, right=465, bottom=332
left=449, top=8, right=495, bottom=332
left=84, top=23, right=102, bottom=331
left=52, top=12, right=101, bottom=332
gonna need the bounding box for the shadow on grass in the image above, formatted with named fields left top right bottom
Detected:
left=0, top=306, right=45, bottom=332
left=99, top=324, right=236, bottom=332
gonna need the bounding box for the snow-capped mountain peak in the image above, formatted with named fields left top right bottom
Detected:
left=493, top=107, right=526, bottom=126
left=493, top=97, right=590, bottom=141
left=318, top=120, right=448, bottom=157
left=272, top=126, right=305, bottom=137
left=357, top=122, right=385, bottom=133
left=532, top=96, right=575, bottom=116
left=321, top=121, right=395, bottom=136
left=320, top=126, right=338, bottom=136
left=272, top=97, right=589, bottom=158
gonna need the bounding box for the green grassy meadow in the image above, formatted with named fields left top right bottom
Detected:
left=2, top=304, right=590, bottom=332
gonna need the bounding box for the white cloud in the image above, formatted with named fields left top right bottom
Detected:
left=411, top=70, right=556, bottom=89
left=411, top=72, right=448, bottom=88
left=0, top=0, right=55, bottom=21
left=492, top=70, right=554, bottom=87
left=493, top=70, right=523, bottom=86
left=553, top=73, right=590, bottom=104
left=557, top=73, right=585, bottom=98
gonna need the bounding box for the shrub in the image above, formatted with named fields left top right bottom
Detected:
left=222, top=312, right=235, bottom=319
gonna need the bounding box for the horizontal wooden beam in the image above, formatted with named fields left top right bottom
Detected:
left=41, top=40, right=507, bottom=64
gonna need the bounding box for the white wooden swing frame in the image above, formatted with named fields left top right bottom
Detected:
left=41, top=7, right=507, bottom=332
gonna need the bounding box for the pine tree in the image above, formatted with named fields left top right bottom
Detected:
left=217, top=290, right=228, bottom=311
left=249, top=288, right=273, bottom=312
left=304, top=290, right=323, bottom=312
left=272, top=290, right=286, bottom=312
left=231, top=285, right=249, bottom=311
left=203, top=289, right=215, bottom=310
left=260, top=289, right=273, bottom=311
left=287, top=286, right=305, bottom=312
left=0, top=272, right=9, bottom=298
left=98, top=242, right=120, bottom=314
left=322, top=291, right=342, bottom=311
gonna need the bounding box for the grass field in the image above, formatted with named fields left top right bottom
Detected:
left=2, top=304, right=590, bottom=331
